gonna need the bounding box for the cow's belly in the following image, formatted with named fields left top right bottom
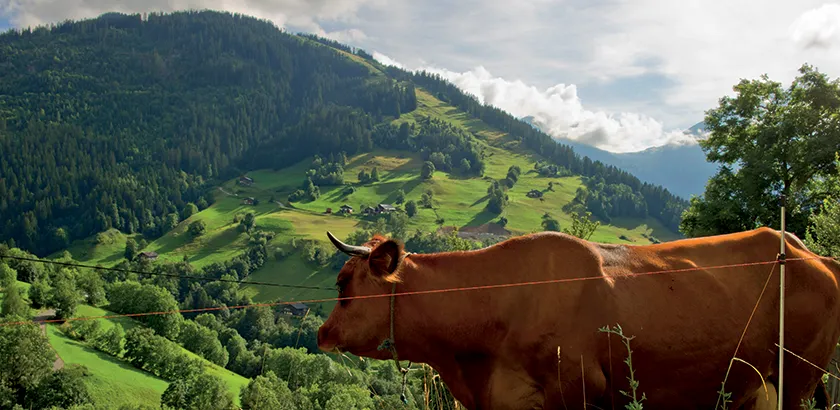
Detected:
left=588, top=263, right=838, bottom=408
left=483, top=363, right=544, bottom=410
left=602, top=278, right=771, bottom=405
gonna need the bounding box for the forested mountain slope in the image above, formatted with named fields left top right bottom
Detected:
left=0, top=11, right=413, bottom=256
left=0, top=10, right=688, bottom=258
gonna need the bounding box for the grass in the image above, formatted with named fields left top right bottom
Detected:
left=56, top=228, right=136, bottom=267
left=46, top=324, right=170, bottom=409
left=599, top=324, right=646, bottom=409
left=255, top=209, right=361, bottom=244
left=74, top=305, right=140, bottom=331
left=401, top=89, right=506, bottom=142
left=241, top=254, right=338, bottom=308
left=3, top=282, right=250, bottom=409
left=225, top=145, right=677, bottom=244
left=74, top=304, right=249, bottom=406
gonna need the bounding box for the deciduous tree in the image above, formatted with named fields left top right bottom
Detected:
left=563, top=211, right=601, bottom=241
left=806, top=153, right=840, bottom=258
left=681, top=64, right=840, bottom=238
left=421, top=161, right=435, bottom=179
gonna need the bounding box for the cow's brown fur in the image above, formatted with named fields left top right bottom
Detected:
left=317, top=227, right=840, bottom=409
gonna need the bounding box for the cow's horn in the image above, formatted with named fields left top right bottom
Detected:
left=327, top=231, right=371, bottom=256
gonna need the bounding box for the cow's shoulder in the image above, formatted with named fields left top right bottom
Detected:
left=591, top=242, right=632, bottom=269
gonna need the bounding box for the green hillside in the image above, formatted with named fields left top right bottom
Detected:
left=67, top=305, right=250, bottom=405
left=51, top=77, right=680, bottom=305
left=0, top=280, right=249, bottom=409
left=55, top=104, right=679, bottom=304
left=1, top=280, right=170, bottom=408
left=46, top=324, right=171, bottom=408
left=0, top=10, right=697, bottom=410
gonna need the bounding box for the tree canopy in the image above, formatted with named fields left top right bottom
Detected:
left=680, top=64, right=840, bottom=238
left=0, top=10, right=414, bottom=256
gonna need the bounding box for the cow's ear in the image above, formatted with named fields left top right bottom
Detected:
left=368, top=239, right=404, bottom=282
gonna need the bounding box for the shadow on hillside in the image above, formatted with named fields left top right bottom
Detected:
left=323, top=186, right=352, bottom=203
left=465, top=210, right=497, bottom=228
left=398, top=178, right=425, bottom=197
left=373, top=180, right=406, bottom=197
left=159, top=226, right=240, bottom=265
left=99, top=253, right=123, bottom=265
left=380, top=191, right=405, bottom=206
left=386, top=157, right=423, bottom=176
left=150, top=232, right=190, bottom=256
left=324, top=192, right=350, bottom=203
left=346, top=152, right=376, bottom=170
left=471, top=194, right=490, bottom=207
left=444, top=173, right=474, bottom=181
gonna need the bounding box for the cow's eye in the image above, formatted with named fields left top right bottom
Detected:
left=335, top=282, right=350, bottom=306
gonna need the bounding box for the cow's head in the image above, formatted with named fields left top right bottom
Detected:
left=317, top=231, right=407, bottom=359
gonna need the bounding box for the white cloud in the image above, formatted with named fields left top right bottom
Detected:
left=319, top=28, right=367, bottom=43
left=337, top=0, right=840, bottom=135
left=371, top=51, right=404, bottom=69
left=376, top=56, right=697, bottom=153
left=790, top=3, right=840, bottom=49
left=581, top=0, right=840, bottom=117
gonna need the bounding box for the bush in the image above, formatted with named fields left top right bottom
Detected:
left=421, top=161, right=435, bottom=179
left=188, top=220, right=206, bottom=238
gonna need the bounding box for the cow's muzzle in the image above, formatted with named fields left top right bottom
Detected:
left=317, top=324, right=338, bottom=353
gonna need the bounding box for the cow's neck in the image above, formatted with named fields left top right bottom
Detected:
left=388, top=251, right=505, bottom=364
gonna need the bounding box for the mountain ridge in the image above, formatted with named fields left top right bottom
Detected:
left=0, top=10, right=688, bottom=258
left=520, top=116, right=717, bottom=199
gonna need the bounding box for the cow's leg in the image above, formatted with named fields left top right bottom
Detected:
left=813, top=378, right=830, bottom=409
left=451, top=355, right=544, bottom=410
left=428, top=359, right=478, bottom=410
left=539, top=357, right=608, bottom=410
left=745, top=377, right=834, bottom=410
left=737, top=380, right=777, bottom=410
left=777, top=361, right=825, bottom=410
left=482, top=362, right=544, bottom=410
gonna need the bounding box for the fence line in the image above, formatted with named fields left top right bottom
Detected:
left=4, top=251, right=840, bottom=404
left=1, top=254, right=833, bottom=328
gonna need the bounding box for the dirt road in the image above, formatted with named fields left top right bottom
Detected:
left=33, top=309, right=64, bottom=370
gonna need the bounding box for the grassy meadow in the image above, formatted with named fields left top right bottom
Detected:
left=46, top=324, right=171, bottom=409
left=52, top=85, right=682, bottom=309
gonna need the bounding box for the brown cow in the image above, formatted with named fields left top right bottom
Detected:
left=317, top=227, right=840, bottom=409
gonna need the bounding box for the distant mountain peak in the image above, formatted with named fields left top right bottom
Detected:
left=517, top=115, right=716, bottom=199
left=684, top=121, right=709, bottom=140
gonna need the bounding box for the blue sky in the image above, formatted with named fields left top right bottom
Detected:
left=1, top=0, right=839, bottom=152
